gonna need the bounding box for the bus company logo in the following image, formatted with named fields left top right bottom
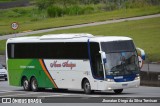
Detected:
left=62, top=61, right=76, bottom=69
left=50, top=61, right=61, bottom=68
left=50, top=60, right=76, bottom=70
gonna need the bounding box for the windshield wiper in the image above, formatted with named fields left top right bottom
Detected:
left=110, top=64, right=124, bottom=75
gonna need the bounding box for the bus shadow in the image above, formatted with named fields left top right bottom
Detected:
left=13, top=88, right=134, bottom=96
left=37, top=88, right=133, bottom=96
left=0, top=79, right=7, bottom=82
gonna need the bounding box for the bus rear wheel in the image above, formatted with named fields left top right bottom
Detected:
left=22, top=78, right=30, bottom=91
left=31, top=77, right=39, bottom=92
left=83, top=80, right=92, bottom=94
left=114, top=89, right=123, bottom=94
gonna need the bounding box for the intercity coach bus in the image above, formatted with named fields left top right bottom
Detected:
left=6, top=33, right=145, bottom=94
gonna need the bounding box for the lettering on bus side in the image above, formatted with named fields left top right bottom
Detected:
left=50, top=61, right=61, bottom=68
left=50, top=60, right=76, bottom=70
left=20, top=66, right=35, bottom=69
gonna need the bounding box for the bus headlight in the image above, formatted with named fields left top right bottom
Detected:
left=135, top=74, right=140, bottom=80
left=105, top=78, right=114, bottom=82
left=135, top=76, right=140, bottom=80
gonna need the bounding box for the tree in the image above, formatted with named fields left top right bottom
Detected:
left=58, top=0, right=79, bottom=7
left=36, top=0, right=55, bottom=10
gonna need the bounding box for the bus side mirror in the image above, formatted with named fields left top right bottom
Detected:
left=136, top=48, right=145, bottom=60
left=136, top=48, right=145, bottom=68
left=99, top=51, right=107, bottom=63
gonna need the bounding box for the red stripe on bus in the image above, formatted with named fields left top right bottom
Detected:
left=39, top=59, right=58, bottom=88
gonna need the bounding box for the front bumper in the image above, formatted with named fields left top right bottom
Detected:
left=99, top=79, right=140, bottom=91
left=0, top=74, right=7, bottom=79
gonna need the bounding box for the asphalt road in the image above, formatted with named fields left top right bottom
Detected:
left=0, top=80, right=160, bottom=105
left=0, top=80, right=160, bottom=98
left=0, top=14, right=160, bottom=40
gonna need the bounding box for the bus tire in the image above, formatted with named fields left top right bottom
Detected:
left=83, top=79, right=92, bottom=94
left=31, top=77, right=39, bottom=92
left=22, top=77, right=30, bottom=91
left=114, top=89, right=123, bottom=94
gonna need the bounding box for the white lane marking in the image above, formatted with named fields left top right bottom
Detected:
left=0, top=90, right=113, bottom=97
left=0, top=90, right=27, bottom=94
left=0, top=90, right=85, bottom=97
left=39, top=93, right=86, bottom=97
left=39, top=94, right=69, bottom=97
left=0, top=92, right=43, bottom=97
left=39, top=93, right=102, bottom=97
left=39, top=94, right=74, bottom=97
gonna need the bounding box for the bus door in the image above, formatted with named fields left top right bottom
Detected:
left=94, top=54, right=106, bottom=90
left=90, top=42, right=104, bottom=90
left=94, top=54, right=104, bottom=79
left=91, top=53, right=105, bottom=90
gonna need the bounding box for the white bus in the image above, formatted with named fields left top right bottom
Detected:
left=6, top=33, right=144, bottom=94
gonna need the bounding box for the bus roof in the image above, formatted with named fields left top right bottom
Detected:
left=7, top=33, right=132, bottom=43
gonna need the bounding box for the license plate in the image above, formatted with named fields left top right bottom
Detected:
left=0, top=75, right=4, bottom=76
left=122, top=84, right=128, bottom=87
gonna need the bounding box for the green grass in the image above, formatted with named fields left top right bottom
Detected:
left=0, top=5, right=160, bottom=35
left=0, top=17, right=160, bottom=61
left=27, top=17, right=160, bottom=62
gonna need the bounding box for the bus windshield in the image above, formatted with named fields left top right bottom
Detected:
left=101, top=41, right=140, bottom=76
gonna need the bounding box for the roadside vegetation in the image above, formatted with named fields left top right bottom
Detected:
left=0, top=0, right=160, bottom=35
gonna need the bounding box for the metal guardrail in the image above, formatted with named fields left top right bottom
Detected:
left=158, top=75, right=160, bottom=81
left=140, top=71, right=160, bottom=87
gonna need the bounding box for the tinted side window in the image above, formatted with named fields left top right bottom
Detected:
left=7, top=43, right=88, bottom=59
left=7, top=44, right=15, bottom=59
left=90, top=43, right=100, bottom=58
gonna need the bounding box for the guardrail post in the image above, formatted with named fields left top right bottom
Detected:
left=158, top=75, right=160, bottom=81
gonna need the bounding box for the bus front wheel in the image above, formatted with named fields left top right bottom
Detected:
left=114, top=89, right=123, bottom=94
left=31, top=77, right=39, bottom=92
left=83, top=80, right=92, bottom=94
left=22, top=78, right=30, bottom=91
